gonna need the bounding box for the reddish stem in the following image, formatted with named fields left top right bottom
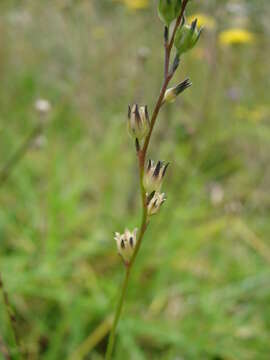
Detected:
left=168, top=0, right=189, bottom=53
left=141, top=1, right=189, bottom=163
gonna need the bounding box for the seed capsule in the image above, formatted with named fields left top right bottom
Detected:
left=174, top=19, right=202, bottom=55
left=143, top=160, right=169, bottom=193
left=114, top=229, right=137, bottom=265
left=164, top=78, right=192, bottom=103
left=127, top=104, right=150, bottom=141
left=147, top=191, right=166, bottom=216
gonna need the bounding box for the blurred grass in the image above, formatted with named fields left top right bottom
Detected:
left=0, top=0, right=270, bottom=359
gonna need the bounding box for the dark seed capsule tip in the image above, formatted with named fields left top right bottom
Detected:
left=162, top=162, right=170, bottom=177
left=134, top=104, right=140, bottom=122
left=154, top=161, right=162, bottom=177
left=191, top=19, right=198, bottom=31
left=147, top=190, right=156, bottom=205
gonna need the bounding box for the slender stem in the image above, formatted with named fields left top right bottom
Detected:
left=105, top=267, right=130, bottom=360
left=0, top=124, right=42, bottom=187
left=105, top=2, right=188, bottom=357
left=105, top=154, right=147, bottom=360
left=141, top=74, right=172, bottom=160
left=142, top=1, right=188, bottom=160
left=0, top=273, right=21, bottom=359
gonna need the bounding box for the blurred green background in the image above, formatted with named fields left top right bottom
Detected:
left=0, top=0, right=270, bottom=359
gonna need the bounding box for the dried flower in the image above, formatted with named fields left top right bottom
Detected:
left=127, top=104, right=150, bottom=141
left=158, top=0, right=182, bottom=26
left=164, top=78, right=192, bottom=103
left=143, top=160, right=169, bottom=193
left=174, top=19, right=202, bottom=55
left=147, top=191, right=166, bottom=216
left=114, top=229, right=137, bottom=264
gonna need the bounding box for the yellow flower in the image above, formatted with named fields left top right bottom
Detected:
left=124, top=0, right=149, bottom=10
left=235, top=105, right=269, bottom=123
left=219, top=29, right=255, bottom=46
left=188, top=13, right=216, bottom=30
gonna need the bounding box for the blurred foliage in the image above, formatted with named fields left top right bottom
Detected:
left=0, top=0, right=270, bottom=359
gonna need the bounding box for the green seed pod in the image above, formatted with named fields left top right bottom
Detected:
left=158, top=0, right=182, bottom=26
left=174, top=19, right=202, bottom=55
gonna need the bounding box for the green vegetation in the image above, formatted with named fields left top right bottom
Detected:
left=0, top=1, right=270, bottom=359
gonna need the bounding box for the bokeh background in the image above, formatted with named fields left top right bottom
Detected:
left=0, top=0, right=270, bottom=359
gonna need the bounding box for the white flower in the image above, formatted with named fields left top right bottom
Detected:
left=114, top=228, right=137, bottom=264
left=35, top=99, right=51, bottom=114
left=147, top=191, right=166, bottom=216
left=143, top=160, right=169, bottom=193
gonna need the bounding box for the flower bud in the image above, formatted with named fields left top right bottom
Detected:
left=114, top=229, right=137, bottom=265
left=158, top=0, right=182, bottom=26
left=164, top=78, right=192, bottom=103
left=174, top=19, right=202, bottom=55
left=143, top=160, right=169, bottom=193
left=127, top=104, right=150, bottom=141
left=147, top=191, right=166, bottom=216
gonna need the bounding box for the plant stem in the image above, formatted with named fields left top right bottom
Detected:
left=0, top=273, right=22, bottom=359
left=142, top=0, right=188, bottom=159
left=105, top=267, right=130, bottom=360
left=105, top=3, right=188, bottom=357
left=0, top=124, right=42, bottom=187
left=105, top=156, right=147, bottom=360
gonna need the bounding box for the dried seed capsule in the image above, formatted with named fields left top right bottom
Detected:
left=114, top=229, right=137, bottom=265
left=127, top=104, right=150, bottom=141
left=164, top=78, right=192, bottom=103
left=143, top=160, right=169, bottom=193
left=147, top=192, right=166, bottom=216
left=174, top=19, right=202, bottom=55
